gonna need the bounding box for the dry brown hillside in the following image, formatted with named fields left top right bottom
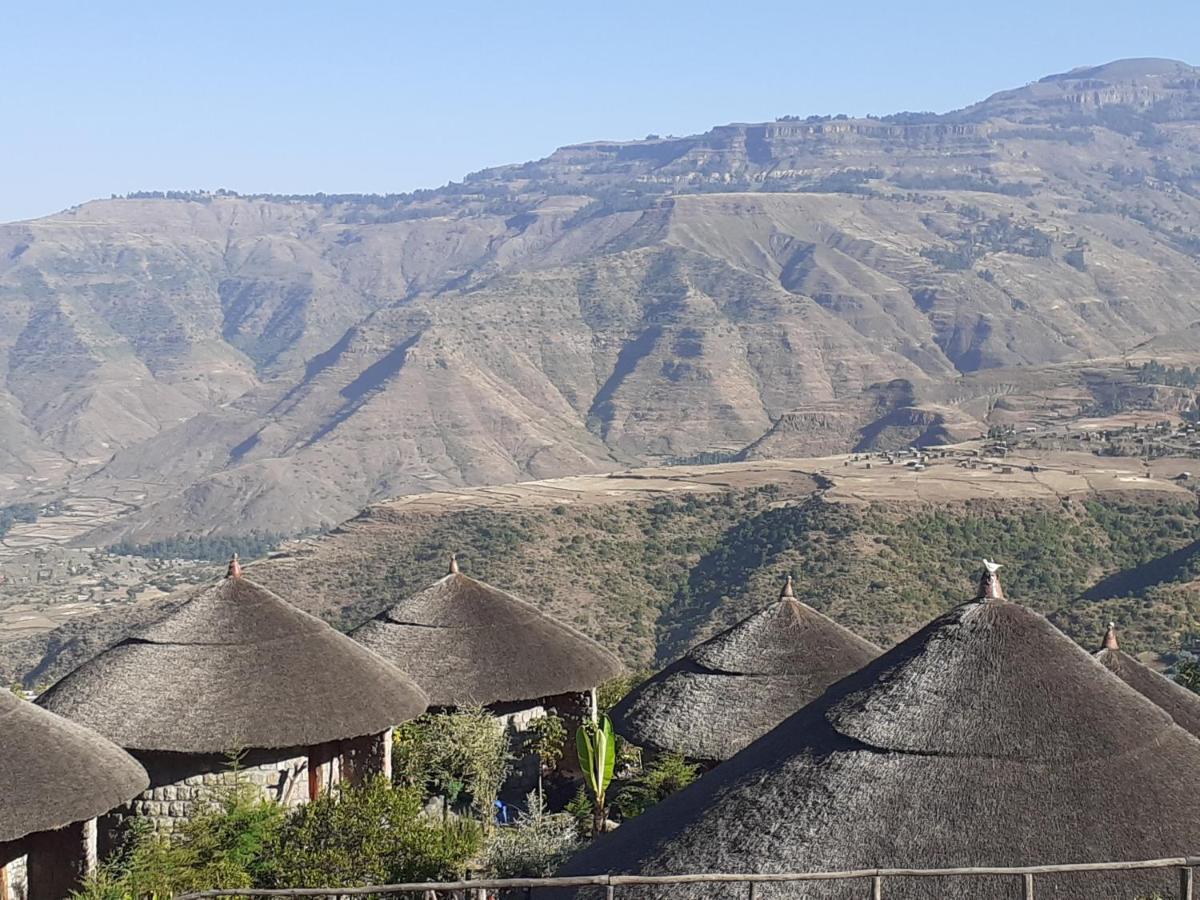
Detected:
left=5, top=59, right=1200, bottom=542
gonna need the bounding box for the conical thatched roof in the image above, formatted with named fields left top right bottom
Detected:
left=37, top=561, right=428, bottom=753
left=611, top=577, right=879, bottom=761
left=351, top=557, right=623, bottom=707
left=557, top=572, right=1200, bottom=899
left=1096, top=622, right=1200, bottom=738
left=1, top=687, right=148, bottom=847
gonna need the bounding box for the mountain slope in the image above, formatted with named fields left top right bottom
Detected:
left=6, top=59, right=1200, bottom=540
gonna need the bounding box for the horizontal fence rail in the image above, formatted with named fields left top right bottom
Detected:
left=174, top=855, right=1200, bottom=899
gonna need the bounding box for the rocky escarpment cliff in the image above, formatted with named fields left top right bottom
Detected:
left=5, top=59, right=1200, bottom=541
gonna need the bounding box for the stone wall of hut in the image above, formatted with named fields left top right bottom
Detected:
left=496, top=702, right=548, bottom=801
left=494, top=692, right=592, bottom=803
left=100, top=748, right=310, bottom=847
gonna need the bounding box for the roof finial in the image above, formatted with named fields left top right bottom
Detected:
left=1103, top=621, right=1119, bottom=651
left=780, top=575, right=795, bottom=599
left=448, top=553, right=459, bottom=575
left=227, top=553, right=243, bottom=579
left=977, top=558, right=1004, bottom=601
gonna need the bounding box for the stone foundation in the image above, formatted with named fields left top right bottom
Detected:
left=104, top=747, right=309, bottom=840
left=100, top=732, right=391, bottom=851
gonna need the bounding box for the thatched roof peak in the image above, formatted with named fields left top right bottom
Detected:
left=1, top=688, right=147, bottom=846
left=1102, top=621, right=1119, bottom=650
left=226, top=553, right=242, bottom=579
left=779, top=574, right=794, bottom=599
left=38, top=573, right=428, bottom=753
left=560, top=597, right=1200, bottom=898
left=1096, top=637, right=1200, bottom=739
left=611, top=588, right=879, bottom=761
left=448, top=553, right=459, bottom=575
left=351, top=569, right=623, bottom=708
left=975, top=558, right=1004, bottom=600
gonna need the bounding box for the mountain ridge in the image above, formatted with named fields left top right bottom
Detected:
left=5, top=58, right=1200, bottom=542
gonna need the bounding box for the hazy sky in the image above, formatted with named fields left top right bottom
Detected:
left=3, top=0, right=1198, bottom=223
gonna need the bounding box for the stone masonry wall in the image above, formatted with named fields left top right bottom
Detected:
left=100, top=747, right=309, bottom=847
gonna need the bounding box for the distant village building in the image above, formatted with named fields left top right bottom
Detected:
left=1096, top=623, right=1200, bottom=737
left=559, top=565, right=1200, bottom=899
left=352, top=555, right=622, bottom=722
left=1, top=687, right=147, bottom=900
left=37, top=557, right=427, bottom=844
left=611, top=576, right=879, bottom=763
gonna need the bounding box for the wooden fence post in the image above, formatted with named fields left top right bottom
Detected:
left=748, top=882, right=757, bottom=899
left=872, top=875, right=882, bottom=899
left=1182, top=866, right=1194, bottom=900
left=605, top=885, right=615, bottom=900
left=1023, top=873, right=1035, bottom=900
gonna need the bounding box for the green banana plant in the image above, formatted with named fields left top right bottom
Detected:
left=576, top=713, right=616, bottom=836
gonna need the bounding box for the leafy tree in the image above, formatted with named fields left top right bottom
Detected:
left=393, top=707, right=511, bottom=825
left=1176, top=659, right=1200, bottom=694
left=527, top=713, right=566, bottom=797
left=614, top=753, right=701, bottom=820
left=265, top=778, right=480, bottom=887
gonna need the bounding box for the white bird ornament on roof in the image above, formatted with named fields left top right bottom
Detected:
left=978, top=558, right=1005, bottom=600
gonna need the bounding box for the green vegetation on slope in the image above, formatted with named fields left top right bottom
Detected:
left=288, top=489, right=1200, bottom=670
left=0, top=502, right=40, bottom=539
left=110, top=532, right=290, bottom=562
left=11, top=484, right=1200, bottom=688
left=662, top=493, right=1200, bottom=662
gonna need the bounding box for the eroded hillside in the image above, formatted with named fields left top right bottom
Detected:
left=5, top=59, right=1200, bottom=541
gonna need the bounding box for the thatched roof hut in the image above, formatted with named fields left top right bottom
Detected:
left=555, top=567, right=1200, bottom=899
left=1, top=688, right=147, bottom=854
left=2, top=688, right=147, bottom=900
left=611, top=577, right=879, bottom=761
left=1095, top=622, right=1200, bottom=737
left=351, top=556, right=623, bottom=708
left=38, top=560, right=428, bottom=753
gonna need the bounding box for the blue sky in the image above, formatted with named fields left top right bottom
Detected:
left=2, top=0, right=1198, bottom=223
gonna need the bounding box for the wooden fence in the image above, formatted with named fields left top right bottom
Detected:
left=175, top=855, right=1200, bottom=899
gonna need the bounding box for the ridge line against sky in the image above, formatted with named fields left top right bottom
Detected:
left=2, top=0, right=1198, bottom=223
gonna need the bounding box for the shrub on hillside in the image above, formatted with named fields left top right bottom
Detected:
left=614, top=753, right=701, bottom=820
left=72, top=784, right=284, bottom=897
left=393, top=707, right=511, bottom=823
left=265, top=778, right=481, bottom=887
left=485, top=790, right=580, bottom=877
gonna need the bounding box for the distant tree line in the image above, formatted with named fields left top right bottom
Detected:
left=109, top=531, right=286, bottom=562
left=1137, top=361, right=1200, bottom=388
left=920, top=211, right=1053, bottom=271
left=893, top=171, right=1037, bottom=197
left=0, top=503, right=39, bottom=540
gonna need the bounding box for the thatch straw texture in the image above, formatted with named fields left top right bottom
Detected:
left=611, top=582, right=879, bottom=761
left=351, top=566, right=622, bottom=707
left=1, top=687, right=147, bottom=846
left=37, top=573, right=428, bottom=753
left=555, top=598, right=1200, bottom=899
left=1096, top=624, right=1200, bottom=738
